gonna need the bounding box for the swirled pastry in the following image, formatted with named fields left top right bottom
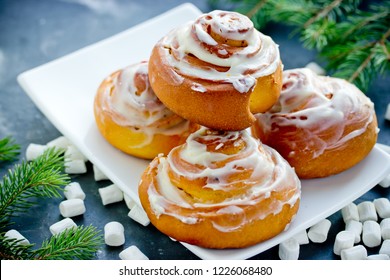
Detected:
left=252, top=68, right=378, bottom=178
left=94, top=61, right=199, bottom=159
left=138, top=127, right=301, bottom=249
left=149, top=10, right=282, bottom=131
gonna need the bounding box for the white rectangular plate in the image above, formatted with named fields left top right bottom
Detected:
left=18, top=3, right=390, bottom=260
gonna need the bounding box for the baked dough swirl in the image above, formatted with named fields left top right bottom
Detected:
left=252, top=68, right=378, bottom=178
left=149, top=10, right=283, bottom=131
left=94, top=61, right=198, bottom=159
left=138, top=127, right=301, bottom=248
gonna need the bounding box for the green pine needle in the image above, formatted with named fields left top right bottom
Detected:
left=33, top=226, right=103, bottom=260
left=0, top=148, right=70, bottom=221
left=0, top=137, right=20, bottom=162
left=216, top=0, right=389, bottom=92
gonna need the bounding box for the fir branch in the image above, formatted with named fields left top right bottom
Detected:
left=0, top=234, right=34, bottom=260
left=0, top=148, right=69, bottom=221
left=0, top=137, right=20, bottom=162
left=220, top=0, right=389, bottom=91
left=33, top=226, right=103, bottom=260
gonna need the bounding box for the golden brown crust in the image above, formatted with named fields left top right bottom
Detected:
left=138, top=128, right=301, bottom=249
left=149, top=46, right=282, bottom=131
left=94, top=68, right=199, bottom=159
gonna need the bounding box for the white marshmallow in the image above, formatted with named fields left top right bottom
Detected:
left=98, top=184, right=124, bottom=205
left=65, top=145, right=88, bottom=162
left=362, top=220, right=382, bottom=248
left=64, top=182, right=85, bottom=200
left=278, top=238, right=300, bottom=260
left=308, top=219, right=331, bottom=243
left=64, top=159, right=87, bottom=174
left=128, top=205, right=150, bottom=226
left=119, top=245, right=149, bottom=260
left=381, top=218, right=390, bottom=240
left=366, top=254, right=390, bottom=260
left=345, top=220, right=362, bottom=244
left=46, top=136, right=71, bottom=150
left=93, top=164, right=109, bottom=181
left=291, top=230, right=309, bottom=245
left=341, top=203, right=359, bottom=223
left=4, top=229, right=30, bottom=245
left=340, top=245, right=367, bottom=260
left=49, top=218, right=77, bottom=235
left=357, top=201, right=378, bottom=222
left=59, top=198, right=86, bottom=218
left=374, top=198, right=390, bottom=219
left=385, top=103, right=390, bottom=121
left=379, top=174, right=390, bottom=188
left=124, top=194, right=136, bottom=210
left=305, top=62, right=326, bottom=75
left=104, top=221, right=125, bottom=247
left=379, top=239, right=390, bottom=257
left=333, top=230, right=355, bottom=255
left=26, top=143, right=47, bottom=161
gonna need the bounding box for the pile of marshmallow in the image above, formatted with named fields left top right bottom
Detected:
left=5, top=136, right=150, bottom=260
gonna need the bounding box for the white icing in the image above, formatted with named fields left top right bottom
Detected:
left=99, top=61, right=190, bottom=148
left=146, top=127, right=301, bottom=232
left=159, top=10, right=280, bottom=93
left=255, top=68, right=377, bottom=159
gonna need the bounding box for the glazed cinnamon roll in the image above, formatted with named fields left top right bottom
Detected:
left=149, top=10, right=282, bottom=131
left=138, top=127, right=301, bottom=249
left=94, top=61, right=199, bottom=159
left=252, top=68, right=378, bottom=178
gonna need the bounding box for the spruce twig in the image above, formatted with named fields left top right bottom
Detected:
left=0, top=137, right=20, bottom=162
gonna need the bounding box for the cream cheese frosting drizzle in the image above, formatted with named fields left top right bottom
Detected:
left=99, top=61, right=190, bottom=147
left=158, top=10, right=281, bottom=93
left=146, top=127, right=301, bottom=232
left=255, top=68, right=377, bottom=159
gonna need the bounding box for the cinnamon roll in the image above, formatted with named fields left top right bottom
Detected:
left=149, top=10, right=282, bottom=131
left=252, top=68, right=378, bottom=178
left=94, top=61, right=199, bottom=159
left=138, top=127, right=301, bottom=249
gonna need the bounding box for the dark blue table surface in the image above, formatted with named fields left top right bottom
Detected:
left=0, top=0, right=389, bottom=260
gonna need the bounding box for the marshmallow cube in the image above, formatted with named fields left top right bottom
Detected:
left=380, top=218, right=390, bottom=240
left=374, top=198, right=390, bottom=219
left=340, top=245, right=367, bottom=260
left=379, top=239, right=390, bottom=257
left=366, top=254, right=390, bottom=260
left=46, top=136, right=71, bottom=150
left=26, top=143, right=47, bottom=161
left=98, top=184, right=124, bottom=205
left=305, top=62, right=326, bottom=75
left=308, top=219, right=331, bottom=243
left=362, top=220, right=382, bottom=248
left=292, top=230, right=309, bottom=245
left=119, top=245, right=149, bottom=260
left=93, top=164, right=109, bottom=181
left=104, top=221, right=125, bottom=247
left=4, top=229, right=30, bottom=245
left=345, top=220, right=362, bottom=244
left=65, top=159, right=87, bottom=174
left=379, top=174, right=390, bottom=188
left=49, top=218, right=77, bottom=235
left=357, top=201, right=378, bottom=222
left=333, top=230, right=355, bottom=256
left=65, top=145, right=88, bottom=162
left=278, top=238, right=300, bottom=260
left=341, top=203, right=359, bottom=223
left=385, top=103, right=390, bottom=121
left=64, top=182, right=85, bottom=200
left=128, top=205, right=150, bottom=226
left=124, top=194, right=136, bottom=210
left=59, top=198, right=86, bottom=218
